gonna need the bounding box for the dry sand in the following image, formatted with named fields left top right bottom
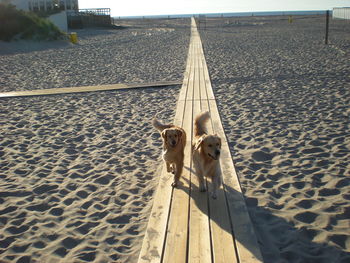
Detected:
left=1, top=15, right=350, bottom=263
left=0, top=18, right=189, bottom=263
left=200, top=15, right=350, bottom=262
left=0, top=88, right=180, bottom=263
left=0, top=18, right=190, bottom=92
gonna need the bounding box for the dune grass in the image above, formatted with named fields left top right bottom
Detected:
left=0, top=3, right=65, bottom=41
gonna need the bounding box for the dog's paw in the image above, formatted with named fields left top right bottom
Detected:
left=171, top=181, right=178, bottom=188
left=199, top=185, right=207, bottom=192
left=211, top=192, right=217, bottom=199
left=171, top=166, right=176, bottom=175
left=167, top=164, right=174, bottom=174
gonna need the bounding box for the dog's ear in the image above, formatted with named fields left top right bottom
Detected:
left=215, top=134, right=222, bottom=147
left=161, top=129, right=168, bottom=140
left=194, top=136, right=204, bottom=150
left=176, top=129, right=183, bottom=139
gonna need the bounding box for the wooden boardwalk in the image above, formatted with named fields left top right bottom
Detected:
left=0, top=81, right=181, bottom=98
left=138, top=18, right=263, bottom=263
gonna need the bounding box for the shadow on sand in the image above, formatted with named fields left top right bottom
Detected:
left=180, top=165, right=350, bottom=263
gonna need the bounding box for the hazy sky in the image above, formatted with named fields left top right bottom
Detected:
left=79, top=0, right=350, bottom=17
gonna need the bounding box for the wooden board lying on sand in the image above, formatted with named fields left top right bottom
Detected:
left=0, top=81, right=182, bottom=98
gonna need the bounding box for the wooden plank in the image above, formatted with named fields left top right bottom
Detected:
left=188, top=20, right=212, bottom=262
left=137, top=165, right=174, bottom=263
left=193, top=44, right=201, bottom=101
left=201, top=101, right=238, bottom=263
left=173, top=100, right=185, bottom=127
left=138, top=81, right=188, bottom=263
left=198, top=50, right=208, bottom=101
left=208, top=172, right=239, bottom=263
left=194, top=16, right=262, bottom=262
left=178, top=37, right=194, bottom=101
left=194, top=24, right=239, bottom=262
left=0, top=81, right=182, bottom=98
left=162, top=99, right=193, bottom=262
left=192, top=17, right=214, bottom=101
left=178, top=68, right=190, bottom=101
left=202, top=56, right=215, bottom=100
left=186, top=43, right=195, bottom=101
left=188, top=99, right=211, bottom=263
left=208, top=99, right=263, bottom=263
left=191, top=19, right=200, bottom=102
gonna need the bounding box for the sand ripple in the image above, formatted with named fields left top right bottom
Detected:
left=0, top=87, right=179, bottom=262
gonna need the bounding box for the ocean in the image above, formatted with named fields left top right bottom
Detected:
left=114, top=10, right=329, bottom=19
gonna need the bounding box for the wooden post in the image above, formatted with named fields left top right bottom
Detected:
left=325, top=10, right=330, bottom=45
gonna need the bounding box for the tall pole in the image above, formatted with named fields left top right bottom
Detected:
left=325, top=10, right=330, bottom=45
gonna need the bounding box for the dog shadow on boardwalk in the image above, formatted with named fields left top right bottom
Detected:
left=180, top=166, right=350, bottom=263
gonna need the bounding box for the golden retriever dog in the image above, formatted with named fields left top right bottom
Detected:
left=192, top=111, right=222, bottom=199
left=152, top=116, right=186, bottom=187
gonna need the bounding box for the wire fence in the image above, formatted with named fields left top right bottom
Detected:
left=196, top=13, right=350, bottom=52
left=67, top=8, right=112, bottom=29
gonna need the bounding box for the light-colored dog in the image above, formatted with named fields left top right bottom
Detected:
left=152, top=117, right=186, bottom=187
left=192, top=111, right=222, bottom=199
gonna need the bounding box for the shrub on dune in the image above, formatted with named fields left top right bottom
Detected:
left=0, top=3, right=65, bottom=41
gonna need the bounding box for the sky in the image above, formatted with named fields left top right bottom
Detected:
left=78, top=0, right=350, bottom=17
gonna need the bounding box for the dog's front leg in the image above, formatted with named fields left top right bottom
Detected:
left=166, top=161, right=172, bottom=173
left=194, top=165, right=206, bottom=192
left=198, top=175, right=206, bottom=192
left=193, top=154, right=206, bottom=192
left=211, top=167, right=221, bottom=199
left=171, top=163, right=176, bottom=175
left=171, top=159, right=182, bottom=188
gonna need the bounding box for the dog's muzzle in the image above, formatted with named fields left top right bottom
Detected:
left=209, top=150, right=220, bottom=160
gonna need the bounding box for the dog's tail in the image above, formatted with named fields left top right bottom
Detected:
left=152, top=116, right=174, bottom=132
left=194, top=111, right=210, bottom=137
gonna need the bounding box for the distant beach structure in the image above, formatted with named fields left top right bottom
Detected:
left=333, top=7, right=350, bottom=19
left=8, top=0, right=79, bottom=12
left=5, top=0, right=79, bottom=32
left=6, top=1, right=111, bottom=30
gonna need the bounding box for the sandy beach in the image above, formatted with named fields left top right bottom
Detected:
left=0, top=89, right=180, bottom=262
left=0, top=18, right=190, bottom=92
left=1, top=15, right=349, bottom=263
left=0, top=18, right=189, bottom=263
left=200, top=15, right=350, bottom=262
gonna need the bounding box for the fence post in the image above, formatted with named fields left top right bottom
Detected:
left=325, top=10, right=330, bottom=44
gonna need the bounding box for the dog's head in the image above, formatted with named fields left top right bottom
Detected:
left=194, top=134, right=221, bottom=160
left=162, top=128, right=183, bottom=148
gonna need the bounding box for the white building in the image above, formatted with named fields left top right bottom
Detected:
left=9, top=0, right=79, bottom=32
left=9, top=0, right=79, bottom=12
left=333, top=7, right=350, bottom=20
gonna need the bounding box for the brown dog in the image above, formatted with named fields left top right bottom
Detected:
left=152, top=117, right=186, bottom=187
left=192, top=111, right=222, bottom=199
